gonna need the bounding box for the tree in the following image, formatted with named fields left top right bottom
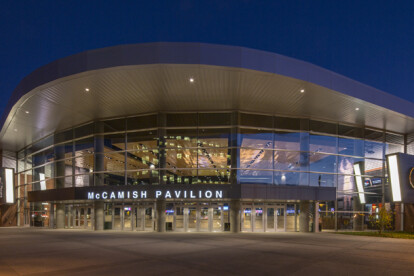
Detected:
left=368, top=207, right=393, bottom=234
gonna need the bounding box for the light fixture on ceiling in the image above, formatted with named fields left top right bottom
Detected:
left=300, top=89, right=305, bottom=93
left=13, top=129, right=18, bottom=132
left=355, top=107, right=359, bottom=111
left=189, top=78, right=194, bottom=83
left=85, top=88, right=90, bottom=92
left=25, top=110, right=29, bottom=114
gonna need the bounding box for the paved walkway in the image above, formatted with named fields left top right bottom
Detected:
left=0, top=228, right=413, bottom=275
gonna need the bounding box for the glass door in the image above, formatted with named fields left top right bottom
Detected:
left=123, top=206, right=132, bottom=230
left=113, top=207, right=122, bottom=230
left=175, top=207, right=184, bottom=232
left=144, top=207, right=153, bottom=231
left=242, top=207, right=252, bottom=231
left=266, top=207, right=275, bottom=232
left=212, top=207, right=222, bottom=232
left=254, top=208, right=264, bottom=232
left=276, top=207, right=286, bottom=231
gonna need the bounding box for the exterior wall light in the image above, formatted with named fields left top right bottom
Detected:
left=386, top=154, right=402, bottom=202
left=353, top=162, right=366, bottom=204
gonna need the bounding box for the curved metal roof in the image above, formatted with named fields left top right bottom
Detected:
left=2, top=42, right=414, bottom=151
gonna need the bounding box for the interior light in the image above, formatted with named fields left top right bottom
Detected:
left=189, top=78, right=194, bottom=83
left=5, top=168, right=14, bottom=204
left=85, top=88, right=90, bottom=92
left=387, top=155, right=402, bottom=202
left=353, top=163, right=366, bottom=204
left=25, top=110, right=30, bottom=114
left=355, top=107, right=359, bottom=111
left=300, top=89, right=305, bottom=93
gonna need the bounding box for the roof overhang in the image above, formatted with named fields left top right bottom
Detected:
left=2, top=43, right=414, bottom=152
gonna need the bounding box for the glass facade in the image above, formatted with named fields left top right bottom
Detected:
left=15, top=112, right=407, bottom=229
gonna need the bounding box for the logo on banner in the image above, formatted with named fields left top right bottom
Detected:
left=409, top=167, right=414, bottom=189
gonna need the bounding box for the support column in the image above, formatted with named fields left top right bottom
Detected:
left=230, top=199, right=241, bottom=233
left=95, top=201, right=104, bottom=231
left=314, top=201, right=319, bottom=232
left=183, top=207, right=189, bottom=232
left=156, top=199, right=166, bottom=232
left=56, top=203, right=65, bottom=229
left=208, top=207, right=213, bottom=232
left=299, top=201, right=310, bottom=232
left=49, top=203, right=55, bottom=229
left=352, top=197, right=364, bottom=231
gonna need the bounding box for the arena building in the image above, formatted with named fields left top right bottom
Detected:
left=1, top=42, right=414, bottom=232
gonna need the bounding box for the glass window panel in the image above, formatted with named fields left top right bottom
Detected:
left=364, top=140, right=384, bottom=159
left=385, top=143, right=404, bottom=155
left=32, top=136, right=53, bottom=153
left=275, top=117, right=300, bottom=130
left=97, top=151, right=126, bottom=172
left=126, top=170, right=158, bottom=185
left=74, top=173, right=92, bottom=187
left=164, top=129, right=198, bottom=148
left=198, top=169, right=229, bottom=184
left=337, top=156, right=364, bottom=175
left=198, top=128, right=231, bottom=148
left=309, top=153, right=337, bottom=173
left=338, top=125, right=363, bottom=138
left=364, top=159, right=384, bottom=177
left=127, top=150, right=159, bottom=170
left=239, top=169, right=272, bottom=184
left=55, top=129, right=73, bottom=144
left=98, top=172, right=125, bottom=186
left=199, top=113, right=231, bottom=126
left=165, top=149, right=197, bottom=169
left=337, top=174, right=355, bottom=193
left=309, top=173, right=336, bottom=187
left=74, top=137, right=94, bottom=156
left=274, top=151, right=302, bottom=171
left=73, top=155, right=94, bottom=174
left=274, top=131, right=301, bottom=151
left=338, top=137, right=364, bottom=156
left=198, top=148, right=230, bottom=169
left=310, top=120, right=337, bottom=135
left=240, top=149, right=273, bottom=170
left=238, top=128, right=273, bottom=148
left=101, top=118, right=125, bottom=133
left=74, top=123, right=94, bottom=139
left=240, top=113, right=273, bottom=128
left=161, top=169, right=197, bottom=185
left=127, top=130, right=158, bottom=150
left=408, top=142, right=414, bottom=155
left=126, top=114, right=157, bottom=131
left=365, top=129, right=384, bottom=142
left=104, top=133, right=126, bottom=151
left=166, top=113, right=197, bottom=127
left=273, top=171, right=301, bottom=185
left=386, top=133, right=404, bottom=144
left=310, top=134, right=337, bottom=154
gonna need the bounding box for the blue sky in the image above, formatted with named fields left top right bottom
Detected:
left=1, top=0, right=413, bottom=115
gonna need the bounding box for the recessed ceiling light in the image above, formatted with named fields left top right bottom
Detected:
left=85, top=88, right=90, bottom=92
left=355, top=107, right=359, bottom=111
left=300, top=89, right=305, bottom=93
left=25, top=110, right=29, bottom=114
left=13, top=129, right=18, bottom=132
left=189, top=78, right=194, bottom=83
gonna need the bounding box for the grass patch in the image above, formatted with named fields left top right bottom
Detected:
left=335, top=231, right=414, bottom=239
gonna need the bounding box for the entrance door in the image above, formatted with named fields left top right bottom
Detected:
left=199, top=207, right=209, bottom=232
left=144, top=207, right=154, bottom=231
left=175, top=207, right=185, bottom=232
left=188, top=207, right=197, bottom=232
left=242, top=207, right=252, bottom=231
left=276, top=206, right=286, bottom=231
left=266, top=208, right=275, bottom=232
left=113, top=207, right=122, bottom=230
left=123, top=206, right=132, bottom=230
left=254, top=208, right=264, bottom=232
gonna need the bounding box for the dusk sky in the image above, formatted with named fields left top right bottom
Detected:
left=1, top=1, right=414, bottom=116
